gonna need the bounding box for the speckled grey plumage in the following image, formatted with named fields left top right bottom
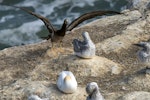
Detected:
left=28, top=95, right=49, bottom=100
left=146, top=2, right=150, bottom=10
left=86, top=82, right=105, bottom=100
left=72, top=32, right=95, bottom=58
left=135, top=42, right=150, bottom=74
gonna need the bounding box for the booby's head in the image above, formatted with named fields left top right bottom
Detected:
left=62, top=19, right=68, bottom=29
left=60, top=19, right=68, bottom=34
left=86, top=82, right=99, bottom=94
left=64, top=19, right=68, bottom=25
left=134, top=42, right=150, bottom=51
left=82, top=32, right=92, bottom=42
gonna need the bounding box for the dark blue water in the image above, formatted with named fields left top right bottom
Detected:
left=0, top=0, right=129, bottom=50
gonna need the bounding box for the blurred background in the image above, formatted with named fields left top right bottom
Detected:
left=0, top=0, right=129, bottom=50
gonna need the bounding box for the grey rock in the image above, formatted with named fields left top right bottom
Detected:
left=118, top=91, right=150, bottom=100
left=22, top=81, right=51, bottom=99
left=72, top=31, right=95, bottom=58
left=127, top=0, right=150, bottom=17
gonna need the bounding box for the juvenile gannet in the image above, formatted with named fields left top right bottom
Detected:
left=72, top=31, right=95, bottom=58
left=134, top=42, right=150, bottom=74
left=12, top=6, right=120, bottom=45
left=28, top=95, right=48, bottom=100
left=57, top=71, right=77, bottom=93
left=86, top=82, right=105, bottom=100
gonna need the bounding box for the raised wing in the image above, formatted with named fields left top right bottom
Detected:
left=13, top=6, right=56, bottom=37
left=67, top=10, right=121, bottom=31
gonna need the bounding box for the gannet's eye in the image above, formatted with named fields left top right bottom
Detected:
left=145, top=43, right=150, bottom=47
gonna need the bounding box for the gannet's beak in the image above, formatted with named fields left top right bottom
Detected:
left=86, top=86, right=90, bottom=94
left=133, top=43, right=145, bottom=48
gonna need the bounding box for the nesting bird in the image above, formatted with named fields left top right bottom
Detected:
left=134, top=42, right=150, bottom=74
left=57, top=71, right=77, bottom=94
left=86, top=82, right=105, bottom=100
left=28, top=95, right=48, bottom=100
left=72, top=32, right=95, bottom=58
left=12, top=6, right=120, bottom=46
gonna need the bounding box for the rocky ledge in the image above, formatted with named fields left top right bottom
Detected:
left=0, top=0, right=150, bottom=100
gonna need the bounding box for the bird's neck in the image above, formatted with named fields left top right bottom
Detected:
left=89, top=88, right=99, bottom=98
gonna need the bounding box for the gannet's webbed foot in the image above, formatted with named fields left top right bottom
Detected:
left=72, top=39, right=81, bottom=52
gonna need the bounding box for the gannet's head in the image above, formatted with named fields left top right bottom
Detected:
left=64, top=75, right=72, bottom=82
left=86, top=82, right=99, bottom=94
left=82, top=32, right=91, bottom=41
left=28, top=95, right=42, bottom=100
left=134, top=42, right=150, bottom=51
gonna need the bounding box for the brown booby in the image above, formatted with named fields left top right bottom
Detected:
left=12, top=6, right=121, bottom=45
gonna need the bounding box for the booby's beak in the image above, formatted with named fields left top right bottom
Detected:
left=86, top=86, right=91, bottom=94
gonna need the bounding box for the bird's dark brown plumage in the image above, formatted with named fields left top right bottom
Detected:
left=12, top=6, right=121, bottom=44
left=67, top=10, right=120, bottom=31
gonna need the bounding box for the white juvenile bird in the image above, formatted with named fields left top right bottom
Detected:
left=134, top=42, right=150, bottom=74
left=72, top=31, right=95, bottom=58
left=86, top=82, right=105, bottom=100
left=57, top=71, right=77, bottom=94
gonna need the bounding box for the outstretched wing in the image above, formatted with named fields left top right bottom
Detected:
left=67, top=10, right=121, bottom=31
left=12, top=6, right=56, bottom=37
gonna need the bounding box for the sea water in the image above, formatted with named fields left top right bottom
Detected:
left=0, top=0, right=129, bottom=50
